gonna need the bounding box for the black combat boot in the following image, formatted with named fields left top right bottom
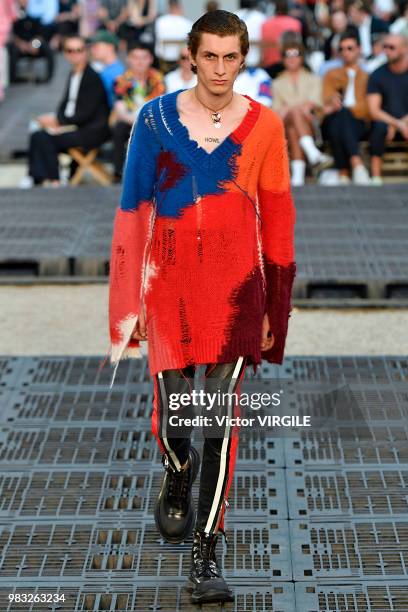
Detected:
left=154, top=446, right=200, bottom=544
left=186, top=528, right=234, bottom=604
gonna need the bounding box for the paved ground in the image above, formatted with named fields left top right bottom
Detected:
left=1, top=284, right=407, bottom=356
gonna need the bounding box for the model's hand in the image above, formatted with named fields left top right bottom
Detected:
left=261, top=313, right=274, bottom=351
left=131, top=305, right=148, bottom=341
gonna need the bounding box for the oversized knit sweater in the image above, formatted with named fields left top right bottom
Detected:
left=108, top=89, right=297, bottom=383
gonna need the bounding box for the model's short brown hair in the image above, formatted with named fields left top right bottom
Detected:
left=187, top=9, right=249, bottom=68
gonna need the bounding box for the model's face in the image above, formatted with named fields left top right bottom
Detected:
left=339, top=38, right=360, bottom=65
left=192, top=33, right=244, bottom=94
left=127, top=49, right=152, bottom=74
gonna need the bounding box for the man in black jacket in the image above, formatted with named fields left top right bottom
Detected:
left=27, top=34, right=111, bottom=186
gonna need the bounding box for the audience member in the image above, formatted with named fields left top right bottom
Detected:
left=26, top=0, right=59, bottom=42
left=54, top=0, right=80, bottom=42
left=90, top=29, right=125, bottom=106
left=97, top=0, right=128, bottom=37
left=0, top=0, right=17, bottom=101
left=236, top=0, right=266, bottom=68
left=322, top=30, right=371, bottom=184
left=154, top=0, right=192, bottom=73
left=324, top=10, right=348, bottom=60
left=111, top=42, right=164, bottom=181
left=367, top=33, right=408, bottom=183
left=164, top=46, right=197, bottom=92
left=364, top=32, right=387, bottom=71
left=272, top=40, right=331, bottom=186
left=23, top=34, right=110, bottom=187
left=261, top=0, right=302, bottom=73
left=8, top=0, right=56, bottom=83
left=118, top=0, right=157, bottom=49
left=390, top=1, right=408, bottom=38
left=348, top=0, right=389, bottom=58
left=234, top=65, right=272, bottom=105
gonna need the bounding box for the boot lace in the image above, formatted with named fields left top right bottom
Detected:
left=192, top=531, right=221, bottom=579
left=165, top=458, right=191, bottom=510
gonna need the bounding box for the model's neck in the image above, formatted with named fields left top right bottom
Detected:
left=194, top=82, right=235, bottom=110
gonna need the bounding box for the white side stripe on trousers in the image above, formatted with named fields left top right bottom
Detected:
left=204, top=356, right=244, bottom=533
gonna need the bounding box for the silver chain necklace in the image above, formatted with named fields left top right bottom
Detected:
left=194, top=87, right=234, bottom=129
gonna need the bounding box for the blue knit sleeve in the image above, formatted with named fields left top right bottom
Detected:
left=120, top=102, right=159, bottom=211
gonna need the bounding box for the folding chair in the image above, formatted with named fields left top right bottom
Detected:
left=67, top=147, right=112, bottom=186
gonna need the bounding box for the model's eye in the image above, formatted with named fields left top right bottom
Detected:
left=205, top=53, right=215, bottom=59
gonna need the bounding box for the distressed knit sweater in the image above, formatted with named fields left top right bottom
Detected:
left=108, top=90, right=297, bottom=383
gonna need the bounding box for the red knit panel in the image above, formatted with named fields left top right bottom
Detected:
left=261, top=260, right=296, bottom=364
left=258, top=189, right=296, bottom=266
left=109, top=204, right=151, bottom=346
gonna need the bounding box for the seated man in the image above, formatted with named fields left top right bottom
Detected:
left=24, top=34, right=110, bottom=187
left=367, top=33, right=408, bottom=184
left=8, top=0, right=56, bottom=83
left=111, top=42, right=165, bottom=181
left=322, top=29, right=371, bottom=184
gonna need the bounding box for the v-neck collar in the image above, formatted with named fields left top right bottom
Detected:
left=160, top=89, right=261, bottom=167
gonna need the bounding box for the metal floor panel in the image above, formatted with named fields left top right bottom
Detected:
left=287, top=467, right=408, bottom=520
left=295, top=581, right=408, bottom=611
left=0, top=584, right=296, bottom=612
left=290, top=519, right=408, bottom=581
left=0, top=519, right=291, bottom=582
left=0, top=468, right=287, bottom=521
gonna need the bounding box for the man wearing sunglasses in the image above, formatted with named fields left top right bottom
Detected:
left=24, top=34, right=110, bottom=187
left=322, top=29, right=371, bottom=185
left=367, top=33, right=408, bottom=184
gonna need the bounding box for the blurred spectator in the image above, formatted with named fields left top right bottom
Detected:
left=348, top=0, right=389, bottom=58
left=261, top=0, right=302, bottom=73
left=367, top=33, right=408, bottom=183
left=272, top=40, right=331, bottom=186
left=236, top=0, right=266, bottom=68
left=324, top=10, right=348, bottom=60
left=26, top=0, right=59, bottom=41
left=373, top=0, right=397, bottom=22
left=90, top=29, right=125, bottom=106
left=390, top=1, right=408, bottom=38
left=322, top=30, right=371, bottom=184
left=49, top=0, right=80, bottom=50
left=80, top=0, right=100, bottom=38
left=364, top=32, right=388, bottom=71
left=8, top=0, right=56, bottom=83
left=234, top=66, right=272, bottom=106
left=111, top=41, right=164, bottom=180
left=97, top=0, right=128, bottom=37
left=155, top=0, right=192, bottom=73
left=23, top=34, right=110, bottom=187
left=0, top=0, right=18, bottom=101
left=164, top=46, right=196, bottom=92
left=119, top=0, right=157, bottom=49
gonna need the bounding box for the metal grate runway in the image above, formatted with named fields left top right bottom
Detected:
left=1, top=355, right=408, bottom=611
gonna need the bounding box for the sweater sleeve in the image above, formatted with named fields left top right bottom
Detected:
left=257, top=112, right=297, bottom=365
left=108, top=103, right=158, bottom=377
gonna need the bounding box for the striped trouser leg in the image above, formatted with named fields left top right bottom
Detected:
left=151, top=364, right=196, bottom=472
left=196, top=356, right=248, bottom=534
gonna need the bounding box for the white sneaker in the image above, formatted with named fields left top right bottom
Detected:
left=352, top=164, right=371, bottom=185
left=371, top=176, right=383, bottom=186
left=19, top=175, right=34, bottom=189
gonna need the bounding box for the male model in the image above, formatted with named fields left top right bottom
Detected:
left=108, top=9, right=296, bottom=604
